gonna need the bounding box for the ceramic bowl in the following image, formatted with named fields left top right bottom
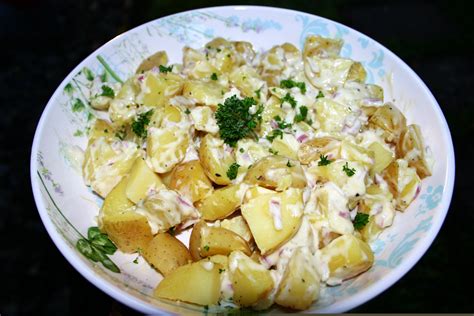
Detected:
left=31, top=5, right=455, bottom=313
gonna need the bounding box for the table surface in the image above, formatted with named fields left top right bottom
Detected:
left=1, top=0, right=473, bottom=314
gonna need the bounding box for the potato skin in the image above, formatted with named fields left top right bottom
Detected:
left=142, top=233, right=192, bottom=276
left=168, top=160, right=213, bottom=203
left=199, top=134, right=235, bottom=185
left=154, top=260, right=222, bottom=306
left=197, top=184, right=244, bottom=221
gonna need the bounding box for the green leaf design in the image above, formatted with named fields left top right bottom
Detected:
left=64, top=83, right=74, bottom=94
left=76, top=228, right=120, bottom=272
left=87, top=226, right=102, bottom=240
left=72, top=98, right=85, bottom=112
left=83, top=67, right=94, bottom=81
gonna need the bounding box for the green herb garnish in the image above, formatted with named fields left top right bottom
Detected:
left=281, top=93, right=297, bottom=108
left=203, top=245, right=210, bottom=252
left=316, top=91, right=325, bottom=99
left=353, top=213, right=369, bottom=230
left=280, top=79, right=306, bottom=94
left=294, top=106, right=308, bottom=123
left=286, top=160, right=293, bottom=167
left=318, top=154, right=332, bottom=166
left=255, top=88, right=261, bottom=99
left=131, top=110, right=154, bottom=138
left=215, top=95, right=263, bottom=147
left=227, top=163, right=240, bottom=180
left=219, top=268, right=226, bottom=274
left=342, top=162, right=356, bottom=177
left=266, top=129, right=283, bottom=142
left=269, top=148, right=279, bottom=155
left=64, top=83, right=74, bottom=94
left=76, top=227, right=120, bottom=273
left=159, top=65, right=173, bottom=73
left=184, top=108, right=191, bottom=114
left=210, top=73, right=218, bottom=80
left=274, top=115, right=292, bottom=129
left=100, top=85, right=115, bottom=98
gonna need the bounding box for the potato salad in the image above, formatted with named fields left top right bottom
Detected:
left=82, top=35, right=433, bottom=310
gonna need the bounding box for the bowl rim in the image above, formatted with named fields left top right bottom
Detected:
left=30, top=5, right=455, bottom=313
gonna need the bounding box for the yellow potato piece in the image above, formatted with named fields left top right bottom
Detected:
left=142, top=72, right=184, bottom=107
left=146, top=126, right=189, bottom=173
left=136, top=51, right=168, bottom=74
left=219, top=215, right=253, bottom=243
left=383, top=159, right=421, bottom=211
left=241, top=188, right=303, bottom=254
left=320, top=234, right=374, bottom=284
left=275, top=247, right=320, bottom=310
left=229, top=65, right=265, bottom=97
left=244, top=155, right=306, bottom=191
left=189, top=221, right=251, bottom=261
left=368, top=104, right=407, bottom=143
left=100, top=176, right=134, bottom=218
left=297, top=136, right=340, bottom=165
left=229, top=251, right=274, bottom=307
left=396, top=124, right=432, bottom=179
left=154, top=260, right=221, bottom=306
left=182, top=80, right=224, bottom=107
left=168, top=160, right=213, bottom=203
left=368, top=141, right=394, bottom=175
left=199, top=134, right=235, bottom=185
left=270, top=133, right=300, bottom=160
left=125, top=157, right=164, bottom=204
left=197, top=184, right=245, bottom=221
left=142, top=233, right=192, bottom=276
left=88, top=119, right=115, bottom=144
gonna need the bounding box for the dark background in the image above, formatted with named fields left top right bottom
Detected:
left=1, top=0, right=473, bottom=314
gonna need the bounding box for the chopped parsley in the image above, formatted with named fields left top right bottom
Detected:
left=100, top=85, right=115, bottom=98
left=210, top=73, right=218, bottom=80
left=318, top=154, right=332, bottom=166
left=73, top=130, right=83, bottom=137
left=255, top=88, right=261, bottom=99
left=269, top=148, right=279, bottom=155
left=281, top=93, right=297, bottom=108
left=72, top=98, right=85, bottom=112
left=115, top=127, right=126, bottom=140
left=133, top=256, right=139, bottom=264
left=316, top=91, right=325, bottom=99
left=342, top=162, right=356, bottom=177
left=239, top=148, right=244, bottom=153
left=159, top=65, right=173, bottom=73
left=215, top=95, right=263, bottom=147
left=266, top=129, right=283, bottom=142
left=294, top=106, right=308, bottom=123
left=274, top=115, right=292, bottom=129
left=226, top=163, right=240, bottom=180
left=286, top=160, right=293, bottom=167
left=219, top=268, right=225, bottom=274
left=280, top=79, right=306, bottom=94
left=353, top=213, right=369, bottom=230
left=184, top=108, right=191, bottom=114
left=131, top=110, right=154, bottom=138
left=203, top=245, right=210, bottom=252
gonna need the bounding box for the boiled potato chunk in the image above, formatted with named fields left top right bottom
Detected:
left=382, top=159, right=421, bottom=211
left=142, top=72, right=184, bottom=107
left=229, top=251, right=274, bottom=307
left=100, top=177, right=135, bottom=218
left=229, top=65, right=265, bottom=97
left=183, top=80, right=224, bottom=107
left=303, top=35, right=343, bottom=58
left=396, top=124, right=432, bottom=179
left=218, top=215, right=253, bottom=243
left=270, top=133, right=300, bottom=160
left=320, top=234, right=374, bottom=285
left=146, top=126, right=189, bottom=173
left=243, top=155, right=306, bottom=191
left=368, top=104, right=407, bottom=143
left=368, top=141, right=394, bottom=175
left=275, top=247, right=320, bottom=310
left=315, top=98, right=350, bottom=133
left=168, top=160, right=213, bottom=203
left=241, top=188, right=303, bottom=254
left=189, top=221, right=251, bottom=260
left=83, top=137, right=139, bottom=198
left=136, top=51, right=168, bottom=73
left=297, top=136, right=340, bottom=165
left=197, top=184, right=247, bottom=221
left=125, top=157, right=164, bottom=204
left=142, top=233, right=192, bottom=276
left=190, top=106, right=219, bottom=134
left=199, top=134, right=235, bottom=185
left=88, top=119, right=115, bottom=144
left=243, top=185, right=275, bottom=203
left=154, top=260, right=221, bottom=306
left=102, top=212, right=153, bottom=253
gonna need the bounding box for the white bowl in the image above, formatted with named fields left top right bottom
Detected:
left=30, top=5, right=455, bottom=313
